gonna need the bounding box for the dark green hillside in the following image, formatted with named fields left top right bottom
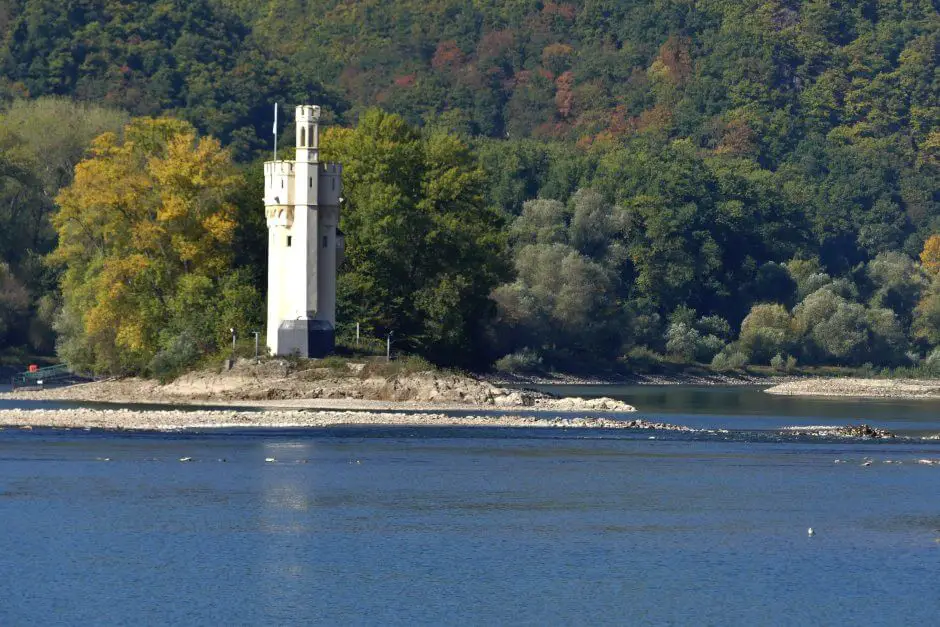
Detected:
left=0, top=0, right=342, bottom=155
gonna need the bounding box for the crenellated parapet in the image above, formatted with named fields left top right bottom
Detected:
left=318, top=163, right=343, bottom=207
left=263, top=161, right=295, bottom=207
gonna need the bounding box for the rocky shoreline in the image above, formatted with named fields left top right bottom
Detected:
left=766, top=378, right=940, bottom=399
left=1, top=360, right=637, bottom=414
left=0, top=408, right=681, bottom=432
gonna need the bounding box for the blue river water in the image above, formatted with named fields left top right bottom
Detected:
left=1, top=385, right=939, bottom=625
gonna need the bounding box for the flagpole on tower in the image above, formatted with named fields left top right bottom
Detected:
left=273, top=102, right=278, bottom=161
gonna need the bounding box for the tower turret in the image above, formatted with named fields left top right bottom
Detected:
left=295, top=105, right=319, bottom=163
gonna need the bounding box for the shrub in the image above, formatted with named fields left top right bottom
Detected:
left=665, top=322, right=700, bottom=361
left=494, top=348, right=544, bottom=374
left=623, top=346, right=665, bottom=369
left=711, top=349, right=748, bottom=371
left=148, top=330, right=201, bottom=381
left=697, top=315, right=731, bottom=340
left=696, top=334, right=726, bottom=362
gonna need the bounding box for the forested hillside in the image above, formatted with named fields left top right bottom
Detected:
left=0, top=0, right=937, bottom=373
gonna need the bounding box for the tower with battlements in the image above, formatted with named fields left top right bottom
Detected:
left=263, top=105, right=343, bottom=357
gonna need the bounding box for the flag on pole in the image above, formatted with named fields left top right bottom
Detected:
left=272, top=103, right=278, bottom=160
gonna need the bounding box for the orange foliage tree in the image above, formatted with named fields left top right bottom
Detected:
left=920, top=234, right=940, bottom=274
left=52, top=117, right=259, bottom=373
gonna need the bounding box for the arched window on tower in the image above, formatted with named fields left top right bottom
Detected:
left=300, top=127, right=306, bottom=147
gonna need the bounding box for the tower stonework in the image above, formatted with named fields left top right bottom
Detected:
left=263, top=105, right=343, bottom=357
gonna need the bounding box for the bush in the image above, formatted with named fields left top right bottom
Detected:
left=697, top=315, right=731, bottom=340
left=711, top=349, right=748, bottom=371
left=696, top=334, right=726, bottom=362
left=665, top=322, right=700, bottom=361
left=148, top=330, right=201, bottom=381
left=623, top=346, right=665, bottom=369
left=926, top=347, right=940, bottom=368
left=494, top=348, right=544, bottom=374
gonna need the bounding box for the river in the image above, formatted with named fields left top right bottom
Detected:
left=1, top=385, right=939, bottom=625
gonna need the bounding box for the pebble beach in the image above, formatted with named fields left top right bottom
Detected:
left=765, top=377, right=940, bottom=399
left=0, top=408, right=687, bottom=432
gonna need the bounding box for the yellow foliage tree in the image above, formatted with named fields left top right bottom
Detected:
left=920, top=234, right=940, bottom=275
left=52, top=117, right=251, bottom=373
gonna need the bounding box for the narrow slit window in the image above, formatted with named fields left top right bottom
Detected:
left=286, top=236, right=292, bottom=247
left=323, top=236, right=328, bottom=248
left=309, top=177, right=313, bottom=188
left=300, top=127, right=306, bottom=147
left=332, top=177, right=336, bottom=190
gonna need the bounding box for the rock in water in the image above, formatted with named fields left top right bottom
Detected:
left=782, top=424, right=896, bottom=439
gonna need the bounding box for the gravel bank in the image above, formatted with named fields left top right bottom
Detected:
left=0, top=408, right=682, bottom=432
left=487, top=372, right=795, bottom=386
left=2, top=361, right=636, bottom=413
left=765, top=378, right=940, bottom=399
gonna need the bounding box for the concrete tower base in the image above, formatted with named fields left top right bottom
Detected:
left=277, top=320, right=335, bottom=358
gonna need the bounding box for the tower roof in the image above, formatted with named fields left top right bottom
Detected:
left=296, top=105, right=321, bottom=122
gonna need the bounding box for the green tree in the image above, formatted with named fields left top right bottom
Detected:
left=738, top=303, right=793, bottom=364
left=0, top=97, right=128, bottom=354
left=321, top=109, right=507, bottom=367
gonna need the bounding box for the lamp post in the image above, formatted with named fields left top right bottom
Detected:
left=230, top=328, right=236, bottom=358
left=253, top=331, right=260, bottom=359
left=387, top=331, right=393, bottom=362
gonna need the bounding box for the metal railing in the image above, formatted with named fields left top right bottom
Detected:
left=10, top=364, right=74, bottom=389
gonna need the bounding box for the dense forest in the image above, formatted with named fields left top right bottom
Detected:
left=0, top=0, right=937, bottom=375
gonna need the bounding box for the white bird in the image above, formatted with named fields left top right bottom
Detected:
left=179, top=457, right=193, bottom=462
left=265, top=457, right=276, bottom=463
left=808, top=528, right=815, bottom=536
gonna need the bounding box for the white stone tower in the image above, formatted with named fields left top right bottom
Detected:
left=263, top=105, right=343, bottom=357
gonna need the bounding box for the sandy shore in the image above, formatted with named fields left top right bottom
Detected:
left=0, top=408, right=685, bottom=432
left=765, top=378, right=940, bottom=399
